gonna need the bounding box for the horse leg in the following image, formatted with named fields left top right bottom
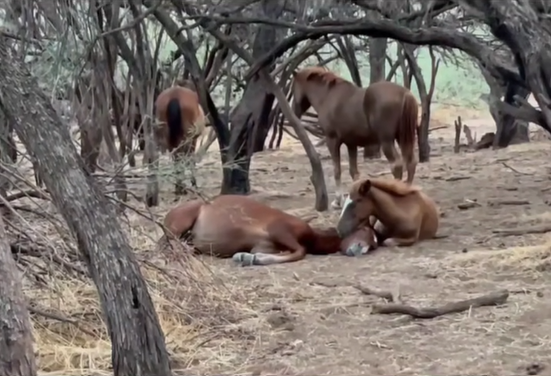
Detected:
left=346, top=144, right=360, bottom=181
left=232, top=228, right=307, bottom=266
left=381, top=141, right=403, bottom=181
left=187, top=138, right=199, bottom=190
left=137, top=124, right=145, bottom=151
left=398, top=142, right=418, bottom=184
left=232, top=241, right=278, bottom=266
left=172, top=148, right=186, bottom=197
left=383, top=234, right=419, bottom=247
left=372, top=219, right=392, bottom=246
left=326, top=137, right=344, bottom=209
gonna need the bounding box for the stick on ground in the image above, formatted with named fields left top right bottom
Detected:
left=371, top=289, right=509, bottom=318
left=354, top=284, right=402, bottom=303
left=492, top=225, right=551, bottom=236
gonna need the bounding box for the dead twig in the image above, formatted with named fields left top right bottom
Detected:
left=445, top=176, right=471, bottom=182
left=492, top=225, right=551, bottom=236
left=502, top=162, right=534, bottom=175
left=354, top=284, right=402, bottom=303
left=457, top=199, right=480, bottom=210
left=488, top=199, right=530, bottom=206
left=428, top=125, right=447, bottom=133
left=28, top=304, right=97, bottom=337
left=5, top=189, right=49, bottom=202
left=371, top=289, right=509, bottom=318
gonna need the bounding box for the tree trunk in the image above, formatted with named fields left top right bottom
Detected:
left=478, top=63, right=531, bottom=147
left=0, top=39, right=172, bottom=376
left=221, top=0, right=284, bottom=194
left=466, top=0, right=551, bottom=136
left=493, top=86, right=531, bottom=147
left=364, top=37, right=386, bottom=160
left=0, top=213, right=37, bottom=376
left=0, top=109, right=15, bottom=218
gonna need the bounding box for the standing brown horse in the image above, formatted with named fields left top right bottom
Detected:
left=159, top=195, right=378, bottom=266
left=291, top=66, right=419, bottom=209
left=155, top=86, right=206, bottom=196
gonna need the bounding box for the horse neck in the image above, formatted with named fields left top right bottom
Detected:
left=369, top=188, right=406, bottom=225
left=305, top=227, right=341, bottom=254
left=301, top=82, right=334, bottom=111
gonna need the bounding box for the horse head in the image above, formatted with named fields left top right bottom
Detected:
left=336, top=179, right=376, bottom=239
left=290, top=70, right=311, bottom=118
left=337, top=177, right=421, bottom=239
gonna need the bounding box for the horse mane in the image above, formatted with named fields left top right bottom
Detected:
left=301, top=67, right=350, bottom=88
left=369, top=178, right=421, bottom=196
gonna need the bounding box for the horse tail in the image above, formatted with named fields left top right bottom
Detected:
left=166, top=97, right=184, bottom=149
left=396, top=91, right=419, bottom=160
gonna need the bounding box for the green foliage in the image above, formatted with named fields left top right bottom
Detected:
left=330, top=43, right=488, bottom=110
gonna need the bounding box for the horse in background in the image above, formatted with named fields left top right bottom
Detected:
left=155, top=85, right=207, bottom=196
left=159, top=195, right=379, bottom=266
left=290, top=66, right=419, bottom=209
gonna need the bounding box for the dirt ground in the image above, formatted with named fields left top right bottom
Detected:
left=17, top=103, right=551, bottom=375
left=170, top=105, right=551, bottom=376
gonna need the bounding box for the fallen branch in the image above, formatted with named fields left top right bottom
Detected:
left=457, top=201, right=481, bottom=210
left=492, top=225, right=551, bottom=236
left=428, top=125, right=448, bottom=133
left=5, top=189, right=49, bottom=202
left=354, top=284, right=402, bottom=303
left=502, top=162, right=533, bottom=175
left=445, top=176, right=471, bottom=182
left=457, top=199, right=480, bottom=210
left=28, top=304, right=96, bottom=337
left=488, top=199, right=530, bottom=206
left=371, top=289, right=509, bottom=318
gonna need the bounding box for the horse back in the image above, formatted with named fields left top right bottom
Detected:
left=194, top=195, right=309, bottom=253
left=364, top=81, right=409, bottom=113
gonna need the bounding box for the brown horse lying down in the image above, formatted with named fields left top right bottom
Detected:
left=161, top=195, right=378, bottom=266
left=337, top=177, right=439, bottom=247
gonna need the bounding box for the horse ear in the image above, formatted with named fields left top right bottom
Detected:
left=358, top=179, right=371, bottom=196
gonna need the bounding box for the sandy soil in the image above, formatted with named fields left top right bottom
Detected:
left=170, top=105, right=551, bottom=376
left=17, top=103, right=551, bottom=376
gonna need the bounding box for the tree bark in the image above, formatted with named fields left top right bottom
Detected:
left=0, top=39, right=172, bottom=376
left=0, top=213, right=37, bottom=376
left=364, top=37, right=386, bottom=160
left=221, top=0, right=284, bottom=194
left=478, top=64, right=530, bottom=147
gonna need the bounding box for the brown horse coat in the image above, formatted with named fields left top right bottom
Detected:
left=160, top=195, right=377, bottom=266
left=337, top=177, right=439, bottom=247
left=291, top=67, right=419, bottom=209
left=155, top=86, right=206, bottom=195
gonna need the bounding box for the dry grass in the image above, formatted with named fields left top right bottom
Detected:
left=26, top=222, right=255, bottom=375
left=24, top=206, right=257, bottom=376
left=4, top=144, right=257, bottom=376
left=451, top=237, right=551, bottom=273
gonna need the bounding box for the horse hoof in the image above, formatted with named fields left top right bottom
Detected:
left=232, top=252, right=257, bottom=266
left=331, top=200, right=342, bottom=210
left=345, top=243, right=368, bottom=257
